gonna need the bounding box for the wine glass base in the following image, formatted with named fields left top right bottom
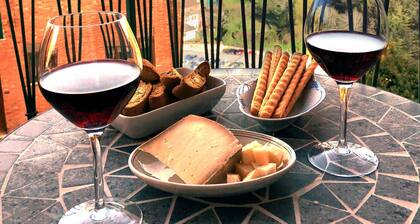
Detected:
left=308, top=141, right=378, bottom=177
left=59, top=199, right=142, bottom=224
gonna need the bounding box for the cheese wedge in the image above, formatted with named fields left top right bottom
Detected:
left=257, top=163, right=277, bottom=176
left=267, top=145, right=284, bottom=167
left=253, top=144, right=271, bottom=166
left=227, top=174, right=241, bottom=183
left=141, top=115, right=242, bottom=184
left=241, top=141, right=261, bottom=164
left=235, top=163, right=254, bottom=179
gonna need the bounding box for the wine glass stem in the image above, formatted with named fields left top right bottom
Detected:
left=336, top=82, right=352, bottom=154
left=88, top=132, right=106, bottom=210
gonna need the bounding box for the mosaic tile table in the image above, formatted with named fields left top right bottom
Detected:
left=0, top=69, right=419, bottom=224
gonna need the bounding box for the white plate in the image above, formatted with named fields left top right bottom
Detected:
left=112, top=68, right=226, bottom=138
left=128, top=129, right=296, bottom=197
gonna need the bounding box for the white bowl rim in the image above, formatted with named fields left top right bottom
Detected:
left=236, top=78, right=326, bottom=121
left=128, top=129, right=296, bottom=189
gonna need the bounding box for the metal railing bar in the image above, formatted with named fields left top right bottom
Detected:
left=98, top=13, right=110, bottom=58
left=109, top=0, right=113, bottom=11
left=56, top=0, right=63, bottom=15
left=216, top=0, right=223, bottom=68
left=302, top=0, right=307, bottom=54
left=118, top=0, right=122, bottom=12
left=347, top=0, right=354, bottom=31
left=137, top=0, right=146, bottom=57
left=199, top=0, right=209, bottom=61
left=148, top=0, right=153, bottom=60
left=143, top=0, right=150, bottom=59
left=210, top=1, right=215, bottom=68
left=258, top=0, right=267, bottom=68
left=30, top=0, right=36, bottom=100
left=288, top=0, right=296, bottom=53
left=166, top=0, right=176, bottom=66
left=251, top=0, right=255, bottom=68
left=101, top=0, right=106, bottom=10
left=174, top=0, right=180, bottom=66
left=240, top=0, right=249, bottom=68
left=180, top=0, right=185, bottom=66
left=18, top=0, right=32, bottom=102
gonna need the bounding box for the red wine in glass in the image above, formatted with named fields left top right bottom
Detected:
left=40, top=59, right=140, bottom=130
left=306, top=31, right=387, bottom=83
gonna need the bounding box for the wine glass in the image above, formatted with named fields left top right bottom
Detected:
left=38, top=12, right=142, bottom=223
left=304, top=0, right=388, bottom=177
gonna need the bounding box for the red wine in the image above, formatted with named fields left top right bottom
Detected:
left=40, top=60, right=140, bottom=130
left=306, top=31, right=387, bottom=83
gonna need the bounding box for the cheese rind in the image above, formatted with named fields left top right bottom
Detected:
left=141, top=115, right=242, bottom=184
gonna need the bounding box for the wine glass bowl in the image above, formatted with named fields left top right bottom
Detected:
left=38, top=12, right=142, bottom=223
left=304, top=0, right=388, bottom=177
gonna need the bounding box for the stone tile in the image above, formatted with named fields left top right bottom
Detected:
left=331, top=132, right=364, bottom=146
left=281, top=138, right=313, bottom=150
left=23, top=202, right=64, bottom=224
left=114, top=145, right=139, bottom=154
left=0, top=138, right=32, bottom=153
left=63, top=186, right=94, bottom=209
left=200, top=193, right=260, bottom=205
left=224, top=77, right=241, bottom=98
left=413, top=209, right=420, bottom=223
left=185, top=209, right=219, bottom=224
left=215, top=117, right=241, bottom=129
left=2, top=197, right=56, bottom=223
left=62, top=167, right=93, bottom=188
left=223, top=113, right=258, bottom=128
left=375, top=174, right=418, bottom=203
left=337, top=216, right=362, bottom=224
left=318, top=106, right=358, bottom=123
left=34, top=110, right=64, bottom=124
left=293, top=115, right=313, bottom=128
left=101, top=128, right=119, bottom=146
left=6, top=150, right=68, bottom=192
left=347, top=119, right=384, bottom=137
left=130, top=186, right=171, bottom=202
left=43, top=119, right=79, bottom=134
left=213, top=98, right=236, bottom=113
left=274, top=125, right=314, bottom=140
left=65, top=146, right=93, bottom=165
left=325, top=183, right=374, bottom=209
left=269, top=172, right=318, bottom=199
left=0, top=154, right=18, bottom=184
left=104, top=150, right=129, bottom=173
left=214, top=207, right=252, bottom=223
left=405, top=132, right=420, bottom=145
left=322, top=173, right=368, bottom=182
left=299, top=199, right=349, bottom=224
left=47, top=131, right=88, bottom=148
left=106, top=176, right=144, bottom=199
left=380, top=108, right=419, bottom=126
left=19, top=136, right=68, bottom=161
left=169, top=197, right=208, bottom=223
left=110, top=167, right=133, bottom=176
left=14, top=120, right=51, bottom=138
left=249, top=210, right=278, bottom=224
left=377, top=155, right=417, bottom=176
left=395, top=102, right=420, bottom=116
left=223, top=100, right=242, bottom=114
left=349, top=94, right=390, bottom=122
left=356, top=195, right=411, bottom=223
left=295, top=143, right=320, bottom=168
left=137, top=198, right=172, bottom=224
left=361, top=135, right=405, bottom=153
left=380, top=123, right=419, bottom=141
left=352, top=84, right=381, bottom=96
left=404, top=143, right=420, bottom=167
left=254, top=188, right=267, bottom=199
left=289, top=161, right=318, bottom=174
left=260, top=197, right=295, bottom=223
left=246, top=125, right=273, bottom=135
left=7, top=176, right=59, bottom=198
left=302, top=184, right=344, bottom=209
left=304, top=117, right=338, bottom=142
left=372, top=92, right=410, bottom=106
left=112, top=134, right=147, bottom=147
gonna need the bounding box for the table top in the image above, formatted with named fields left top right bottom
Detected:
left=0, top=69, right=419, bottom=224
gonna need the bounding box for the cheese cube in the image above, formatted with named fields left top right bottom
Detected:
left=256, top=163, right=277, bottom=176
left=253, top=144, right=270, bottom=166
left=235, top=163, right=254, bottom=179
left=267, top=145, right=284, bottom=167
left=241, top=141, right=261, bottom=164
left=227, top=174, right=241, bottom=183
left=242, top=170, right=258, bottom=181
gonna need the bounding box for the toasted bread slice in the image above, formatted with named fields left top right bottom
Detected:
left=172, top=71, right=206, bottom=99
left=123, top=81, right=152, bottom=116
left=140, top=59, right=160, bottom=82
left=149, top=82, right=170, bottom=110
left=195, top=61, right=211, bottom=78
left=160, top=69, right=183, bottom=91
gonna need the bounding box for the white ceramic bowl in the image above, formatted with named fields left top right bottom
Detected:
left=236, top=79, right=325, bottom=131
left=112, top=68, right=226, bottom=138
left=128, top=129, right=296, bottom=197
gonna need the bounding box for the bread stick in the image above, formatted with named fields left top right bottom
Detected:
left=273, top=55, right=308, bottom=118
left=259, top=53, right=302, bottom=118
left=283, top=61, right=318, bottom=116
left=267, top=46, right=282, bottom=87
left=259, top=52, right=290, bottom=116
left=250, top=52, right=272, bottom=115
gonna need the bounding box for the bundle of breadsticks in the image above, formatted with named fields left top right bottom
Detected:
left=250, top=46, right=318, bottom=118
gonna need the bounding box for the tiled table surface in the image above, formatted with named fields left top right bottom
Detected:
left=0, top=69, right=419, bottom=223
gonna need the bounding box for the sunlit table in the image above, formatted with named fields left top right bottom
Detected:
left=0, top=69, right=419, bottom=223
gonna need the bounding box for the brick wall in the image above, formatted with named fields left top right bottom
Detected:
left=0, top=0, right=173, bottom=131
